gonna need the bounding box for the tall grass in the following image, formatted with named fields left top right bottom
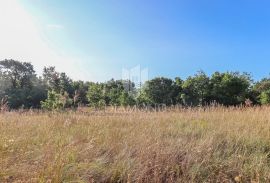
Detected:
left=1, top=106, right=270, bottom=182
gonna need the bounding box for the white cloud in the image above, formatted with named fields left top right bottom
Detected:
left=0, top=0, right=93, bottom=81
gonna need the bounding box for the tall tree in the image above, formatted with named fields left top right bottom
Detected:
left=72, top=81, right=90, bottom=105
left=182, top=71, right=210, bottom=106
left=0, top=59, right=35, bottom=88
left=42, top=66, right=61, bottom=92
left=119, top=91, right=136, bottom=107
left=253, top=78, right=270, bottom=104
left=104, top=79, right=125, bottom=106
left=87, top=83, right=106, bottom=108
left=209, top=72, right=251, bottom=105
left=0, top=60, right=46, bottom=108
left=140, top=77, right=180, bottom=105
left=59, top=72, right=73, bottom=95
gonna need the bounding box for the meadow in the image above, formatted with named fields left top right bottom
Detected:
left=1, top=107, right=270, bottom=182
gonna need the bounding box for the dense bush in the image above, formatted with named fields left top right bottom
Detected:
left=41, top=90, right=72, bottom=110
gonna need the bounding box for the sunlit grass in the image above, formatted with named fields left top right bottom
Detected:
left=1, top=107, right=270, bottom=182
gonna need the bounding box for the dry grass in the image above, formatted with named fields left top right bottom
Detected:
left=1, top=107, right=270, bottom=182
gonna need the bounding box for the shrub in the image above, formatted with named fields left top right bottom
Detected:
left=260, top=90, right=270, bottom=105
left=41, top=90, right=72, bottom=110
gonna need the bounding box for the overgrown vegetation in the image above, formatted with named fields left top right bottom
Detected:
left=1, top=107, right=270, bottom=182
left=2, top=59, right=270, bottom=182
left=1, top=59, right=270, bottom=110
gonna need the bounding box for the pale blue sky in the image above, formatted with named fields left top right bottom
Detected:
left=2, top=0, right=270, bottom=81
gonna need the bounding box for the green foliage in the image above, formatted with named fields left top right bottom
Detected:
left=72, top=81, right=89, bottom=105
left=210, top=72, right=251, bottom=105
left=182, top=71, right=210, bottom=106
left=43, top=66, right=60, bottom=92
left=0, top=59, right=35, bottom=89
left=136, top=90, right=152, bottom=105
left=87, top=83, right=106, bottom=109
left=119, top=91, right=136, bottom=107
left=59, top=72, right=74, bottom=95
left=253, top=78, right=270, bottom=93
left=0, top=72, right=11, bottom=98
left=0, top=60, right=47, bottom=109
left=43, top=66, right=74, bottom=95
left=41, top=90, right=72, bottom=110
left=7, top=87, right=46, bottom=109
left=2, top=59, right=270, bottom=109
left=252, top=78, right=270, bottom=105
left=104, top=79, right=126, bottom=106
left=260, top=90, right=270, bottom=105
left=254, top=78, right=270, bottom=104
left=140, top=77, right=180, bottom=105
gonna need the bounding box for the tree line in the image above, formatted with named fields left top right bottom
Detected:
left=1, top=59, right=270, bottom=110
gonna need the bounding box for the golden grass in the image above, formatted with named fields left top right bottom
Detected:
left=1, top=107, right=270, bottom=182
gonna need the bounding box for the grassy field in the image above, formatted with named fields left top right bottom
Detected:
left=1, top=107, right=270, bottom=182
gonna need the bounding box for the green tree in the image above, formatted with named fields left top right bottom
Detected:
left=121, top=79, right=136, bottom=94
left=140, top=77, right=180, bottom=105
left=41, top=90, right=72, bottom=110
left=104, top=79, right=126, bottom=106
left=0, top=71, right=11, bottom=98
left=253, top=78, right=270, bottom=104
left=87, top=83, right=106, bottom=109
left=59, top=72, right=73, bottom=95
left=119, top=91, right=136, bottom=107
left=43, top=66, right=61, bottom=92
left=209, top=72, right=251, bottom=105
left=182, top=71, right=210, bottom=106
left=0, top=59, right=35, bottom=89
left=29, top=77, right=48, bottom=108
left=260, top=90, right=270, bottom=105
left=174, top=77, right=183, bottom=104
left=42, top=66, right=76, bottom=107
left=72, top=81, right=90, bottom=105
left=0, top=59, right=47, bottom=108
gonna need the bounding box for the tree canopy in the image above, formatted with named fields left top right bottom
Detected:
left=1, top=59, right=270, bottom=110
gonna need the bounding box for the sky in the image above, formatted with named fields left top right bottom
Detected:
left=1, top=0, right=270, bottom=81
